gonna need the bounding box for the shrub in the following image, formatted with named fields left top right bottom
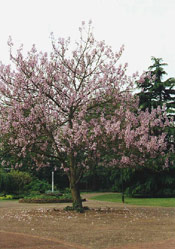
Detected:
left=0, top=169, right=11, bottom=194
left=8, top=170, right=32, bottom=194
left=44, top=190, right=62, bottom=196
left=0, top=168, right=53, bottom=196
left=0, top=195, right=13, bottom=200
left=25, top=178, right=52, bottom=194
left=19, top=193, right=73, bottom=203
left=0, top=169, right=32, bottom=194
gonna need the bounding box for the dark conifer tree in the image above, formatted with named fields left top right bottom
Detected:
left=137, top=57, right=175, bottom=119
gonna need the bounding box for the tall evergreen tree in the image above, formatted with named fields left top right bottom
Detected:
left=137, top=57, right=175, bottom=119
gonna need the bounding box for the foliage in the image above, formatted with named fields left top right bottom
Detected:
left=44, top=189, right=73, bottom=199
left=8, top=170, right=32, bottom=194
left=61, top=187, right=71, bottom=194
left=80, top=166, right=113, bottom=191
left=44, top=190, right=62, bottom=196
left=137, top=57, right=175, bottom=115
left=0, top=167, right=53, bottom=195
left=109, top=166, right=175, bottom=198
left=123, top=167, right=175, bottom=197
left=0, top=168, right=11, bottom=194
left=0, top=194, right=13, bottom=200
left=19, top=197, right=72, bottom=203
left=0, top=169, right=32, bottom=194
left=25, top=178, right=52, bottom=193
left=19, top=191, right=74, bottom=203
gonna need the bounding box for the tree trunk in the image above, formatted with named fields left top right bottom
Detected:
left=70, top=181, right=82, bottom=210
left=69, top=156, right=83, bottom=210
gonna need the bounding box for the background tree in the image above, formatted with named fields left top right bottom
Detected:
left=122, top=57, right=175, bottom=197
left=137, top=57, right=175, bottom=116
left=0, top=23, right=171, bottom=210
left=137, top=57, right=175, bottom=156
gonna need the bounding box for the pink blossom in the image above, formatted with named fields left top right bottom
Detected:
left=0, top=21, right=172, bottom=198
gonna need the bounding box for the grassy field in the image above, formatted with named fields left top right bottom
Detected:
left=90, top=193, right=175, bottom=207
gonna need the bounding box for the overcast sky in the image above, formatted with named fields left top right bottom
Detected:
left=0, top=0, right=175, bottom=78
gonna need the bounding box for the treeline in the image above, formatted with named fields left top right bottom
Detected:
left=1, top=161, right=175, bottom=198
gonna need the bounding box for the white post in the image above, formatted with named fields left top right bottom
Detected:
left=52, top=171, right=54, bottom=193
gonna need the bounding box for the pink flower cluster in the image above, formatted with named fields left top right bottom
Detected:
left=0, top=21, right=172, bottom=174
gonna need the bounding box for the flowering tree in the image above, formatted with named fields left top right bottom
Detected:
left=0, top=22, right=171, bottom=210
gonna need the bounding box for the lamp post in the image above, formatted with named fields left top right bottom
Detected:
left=52, top=171, right=54, bottom=193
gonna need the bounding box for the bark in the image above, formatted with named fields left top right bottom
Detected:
left=70, top=181, right=82, bottom=209
left=69, top=154, right=83, bottom=210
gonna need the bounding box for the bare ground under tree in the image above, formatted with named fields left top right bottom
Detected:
left=0, top=193, right=175, bottom=249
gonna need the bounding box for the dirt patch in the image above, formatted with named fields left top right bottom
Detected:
left=0, top=230, right=86, bottom=249
left=0, top=193, right=175, bottom=249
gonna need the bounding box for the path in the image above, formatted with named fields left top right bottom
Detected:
left=0, top=193, right=175, bottom=249
left=0, top=231, right=86, bottom=249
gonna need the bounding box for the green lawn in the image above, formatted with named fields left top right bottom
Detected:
left=90, top=193, right=175, bottom=207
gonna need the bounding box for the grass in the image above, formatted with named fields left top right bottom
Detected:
left=90, top=193, right=175, bottom=207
